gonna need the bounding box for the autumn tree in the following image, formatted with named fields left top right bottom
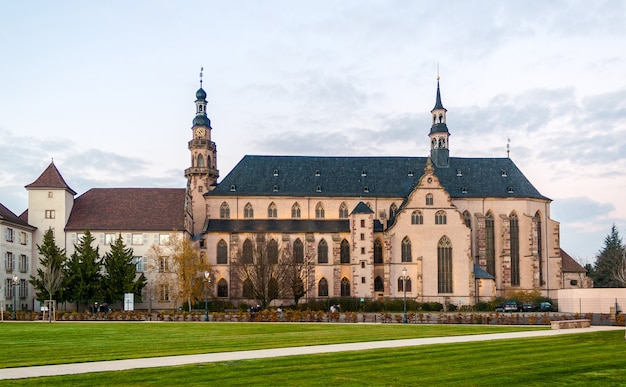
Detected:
left=147, top=231, right=210, bottom=312
left=65, top=229, right=102, bottom=309
left=233, top=234, right=307, bottom=309
left=591, top=224, right=626, bottom=287
left=101, top=234, right=147, bottom=305
left=29, top=228, right=66, bottom=320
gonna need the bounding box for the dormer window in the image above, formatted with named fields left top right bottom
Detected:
left=273, top=169, right=279, bottom=177
left=501, top=170, right=508, bottom=177
left=456, top=169, right=462, bottom=177
left=363, top=186, right=369, bottom=193
left=273, top=185, right=279, bottom=192
left=315, top=170, right=321, bottom=177
left=408, top=170, right=414, bottom=177
left=508, top=187, right=514, bottom=194
left=230, top=185, right=236, bottom=192
left=461, top=187, right=468, bottom=194
left=361, top=170, right=367, bottom=177
left=316, top=186, right=322, bottom=193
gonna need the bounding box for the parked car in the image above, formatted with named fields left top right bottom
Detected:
left=521, top=303, right=535, bottom=312
left=495, top=303, right=505, bottom=312
left=539, top=302, right=553, bottom=312
left=503, top=301, right=518, bottom=312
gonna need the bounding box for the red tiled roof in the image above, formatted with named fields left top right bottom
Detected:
left=65, top=188, right=186, bottom=231
left=25, top=162, right=77, bottom=195
left=561, top=248, right=587, bottom=273
left=0, top=203, right=34, bottom=229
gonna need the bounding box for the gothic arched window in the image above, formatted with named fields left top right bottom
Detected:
left=318, top=278, right=329, bottom=297
left=401, top=237, right=412, bottom=262
left=217, top=239, right=228, bottom=264
left=244, top=203, right=254, bottom=218
left=374, top=276, right=384, bottom=292
left=339, top=202, right=349, bottom=218
left=291, top=203, right=301, bottom=218
left=341, top=277, right=350, bottom=297
left=411, top=210, right=423, bottom=225
left=510, top=213, right=520, bottom=286
left=220, top=202, right=230, bottom=219
left=268, top=239, right=278, bottom=264
left=437, top=236, right=453, bottom=293
left=374, top=239, right=383, bottom=264
left=318, top=239, right=328, bottom=264
left=340, top=239, right=350, bottom=264
left=435, top=210, right=447, bottom=225
left=267, top=202, right=277, bottom=218
left=242, top=239, right=253, bottom=264
left=197, top=154, right=205, bottom=168
left=315, top=202, right=325, bottom=219
left=294, top=238, right=304, bottom=264
left=217, top=278, right=228, bottom=297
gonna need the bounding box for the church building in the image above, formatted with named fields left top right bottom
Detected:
left=190, top=76, right=565, bottom=307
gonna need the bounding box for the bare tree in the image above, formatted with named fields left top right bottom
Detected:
left=233, top=234, right=303, bottom=309
left=613, top=251, right=626, bottom=287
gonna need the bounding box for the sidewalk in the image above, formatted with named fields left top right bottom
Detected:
left=0, top=326, right=621, bottom=380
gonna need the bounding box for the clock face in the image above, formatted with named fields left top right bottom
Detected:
left=195, top=127, right=205, bottom=137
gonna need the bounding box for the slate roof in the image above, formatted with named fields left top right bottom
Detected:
left=25, top=162, right=76, bottom=195
left=203, top=219, right=350, bottom=233
left=351, top=202, right=374, bottom=214
left=560, top=248, right=587, bottom=273
left=0, top=202, right=34, bottom=229
left=473, top=263, right=495, bottom=279
left=65, top=188, right=185, bottom=231
left=206, top=155, right=550, bottom=201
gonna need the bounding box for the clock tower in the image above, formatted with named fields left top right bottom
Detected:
left=185, top=69, right=218, bottom=234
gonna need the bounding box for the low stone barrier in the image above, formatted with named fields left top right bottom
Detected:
left=550, top=319, right=591, bottom=329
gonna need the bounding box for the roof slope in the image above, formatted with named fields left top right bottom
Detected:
left=25, top=162, right=76, bottom=195
left=561, top=248, right=587, bottom=273
left=206, top=155, right=550, bottom=201
left=65, top=188, right=185, bottom=231
left=0, top=203, right=34, bottom=229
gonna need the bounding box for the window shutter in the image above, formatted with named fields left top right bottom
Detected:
left=25, top=233, right=29, bottom=245
left=143, top=256, right=148, bottom=272
left=3, top=252, right=6, bottom=270
left=71, top=233, right=76, bottom=245
left=99, top=234, right=105, bottom=244
left=126, top=234, right=132, bottom=244
left=154, top=234, right=159, bottom=244
left=143, top=234, right=149, bottom=245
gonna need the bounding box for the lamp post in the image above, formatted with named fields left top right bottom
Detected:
left=204, top=271, right=211, bottom=322
left=402, top=267, right=408, bottom=324
left=12, top=275, right=19, bottom=321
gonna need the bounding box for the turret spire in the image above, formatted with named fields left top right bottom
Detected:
left=429, top=72, right=450, bottom=168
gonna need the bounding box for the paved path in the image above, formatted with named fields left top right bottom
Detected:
left=0, top=326, right=621, bottom=380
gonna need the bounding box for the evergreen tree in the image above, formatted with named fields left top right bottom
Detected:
left=591, top=224, right=626, bottom=287
left=65, top=229, right=102, bottom=309
left=101, top=234, right=146, bottom=304
left=29, top=228, right=67, bottom=304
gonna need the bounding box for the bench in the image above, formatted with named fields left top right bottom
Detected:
left=550, top=319, right=591, bottom=330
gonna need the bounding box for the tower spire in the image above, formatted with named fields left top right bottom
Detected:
left=429, top=71, right=450, bottom=168
left=199, top=66, right=203, bottom=88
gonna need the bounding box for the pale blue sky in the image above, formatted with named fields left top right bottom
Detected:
left=1, top=0, right=625, bottom=263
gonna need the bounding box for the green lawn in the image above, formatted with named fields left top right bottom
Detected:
left=4, top=329, right=626, bottom=386
left=0, top=322, right=540, bottom=368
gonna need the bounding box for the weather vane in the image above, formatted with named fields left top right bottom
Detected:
left=436, top=62, right=440, bottom=81
left=199, top=66, right=203, bottom=88
left=507, top=138, right=511, bottom=158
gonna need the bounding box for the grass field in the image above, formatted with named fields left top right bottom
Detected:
left=2, top=323, right=626, bottom=386
left=0, top=322, right=540, bottom=368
